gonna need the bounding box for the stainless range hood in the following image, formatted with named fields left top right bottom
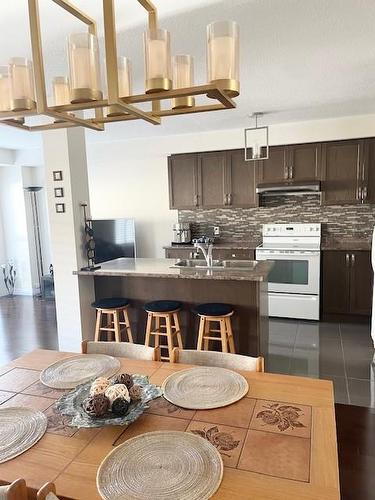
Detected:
left=256, top=180, right=321, bottom=196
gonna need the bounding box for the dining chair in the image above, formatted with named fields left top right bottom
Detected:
left=37, top=482, right=59, bottom=500
left=82, top=340, right=161, bottom=361
left=0, top=478, right=27, bottom=500
left=171, top=348, right=265, bottom=372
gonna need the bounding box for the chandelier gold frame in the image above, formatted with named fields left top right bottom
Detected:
left=0, top=0, right=237, bottom=132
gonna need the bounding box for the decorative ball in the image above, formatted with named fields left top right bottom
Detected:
left=111, top=397, right=130, bottom=416
left=129, top=384, right=143, bottom=401
left=112, top=373, right=134, bottom=390
left=83, top=394, right=110, bottom=417
left=90, top=377, right=111, bottom=396
left=105, top=384, right=130, bottom=405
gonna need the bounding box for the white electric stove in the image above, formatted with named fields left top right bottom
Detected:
left=256, top=223, right=321, bottom=320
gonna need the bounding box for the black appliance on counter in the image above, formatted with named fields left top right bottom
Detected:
left=92, top=219, right=136, bottom=264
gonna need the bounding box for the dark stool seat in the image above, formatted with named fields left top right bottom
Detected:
left=91, top=297, right=130, bottom=309
left=194, top=303, right=233, bottom=317
left=145, top=300, right=182, bottom=313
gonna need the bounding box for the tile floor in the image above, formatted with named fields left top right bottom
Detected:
left=267, top=318, right=375, bottom=408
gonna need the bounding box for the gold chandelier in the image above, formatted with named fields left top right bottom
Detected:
left=0, top=0, right=240, bottom=132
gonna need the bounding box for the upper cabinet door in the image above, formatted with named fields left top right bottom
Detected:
left=168, top=153, right=198, bottom=209
left=287, top=143, right=321, bottom=181
left=321, top=140, right=363, bottom=205
left=226, top=149, right=258, bottom=208
left=258, top=146, right=288, bottom=183
left=198, top=152, right=226, bottom=208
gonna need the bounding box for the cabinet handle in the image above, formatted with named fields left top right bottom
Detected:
left=357, top=186, right=362, bottom=201
left=363, top=186, right=368, bottom=201
left=289, top=166, right=293, bottom=179
left=351, top=254, right=355, bottom=266
left=345, top=253, right=350, bottom=267
left=284, top=166, right=288, bottom=180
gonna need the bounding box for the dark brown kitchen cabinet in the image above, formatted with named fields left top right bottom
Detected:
left=198, top=152, right=226, bottom=208
left=168, top=153, right=198, bottom=209
left=258, top=143, right=321, bottom=183
left=321, top=140, right=365, bottom=205
left=288, top=143, right=321, bottom=181
left=225, top=149, right=258, bottom=207
left=322, top=250, right=373, bottom=317
left=258, top=146, right=288, bottom=183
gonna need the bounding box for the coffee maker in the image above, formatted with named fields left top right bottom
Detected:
left=172, top=223, right=191, bottom=244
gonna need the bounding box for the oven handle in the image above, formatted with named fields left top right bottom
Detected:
left=256, top=251, right=321, bottom=259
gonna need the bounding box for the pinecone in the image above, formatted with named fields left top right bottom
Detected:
left=129, top=384, right=143, bottom=401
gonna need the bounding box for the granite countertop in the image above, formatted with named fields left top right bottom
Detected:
left=75, top=257, right=273, bottom=282
left=322, top=238, right=371, bottom=251
left=163, top=240, right=261, bottom=250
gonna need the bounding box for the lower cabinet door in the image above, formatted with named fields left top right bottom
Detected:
left=349, top=251, right=373, bottom=315
left=322, top=251, right=350, bottom=314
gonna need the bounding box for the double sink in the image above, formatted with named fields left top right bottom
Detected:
left=171, top=259, right=258, bottom=271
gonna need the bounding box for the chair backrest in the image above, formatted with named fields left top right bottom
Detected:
left=37, top=482, right=59, bottom=500
left=0, top=479, right=27, bottom=500
left=172, top=348, right=264, bottom=372
left=82, top=341, right=160, bottom=361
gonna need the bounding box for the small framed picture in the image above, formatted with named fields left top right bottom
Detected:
left=53, top=170, right=63, bottom=181
left=55, top=203, right=65, bottom=213
left=54, top=187, right=64, bottom=198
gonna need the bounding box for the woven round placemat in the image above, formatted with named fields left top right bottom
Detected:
left=40, top=354, right=121, bottom=389
left=162, top=366, right=249, bottom=409
left=97, top=430, right=223, bottom=500
left=0, top=407, right=47, bottom=463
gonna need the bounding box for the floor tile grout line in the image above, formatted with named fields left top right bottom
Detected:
left=338, top=322, right=351, bottom=404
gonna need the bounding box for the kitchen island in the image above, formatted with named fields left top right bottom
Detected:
left=76, top=258, right=272, bottom=357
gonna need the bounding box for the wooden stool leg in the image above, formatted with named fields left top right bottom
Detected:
left=220, top=318, right=228, bottom=353
left=145, top=312, right=152, bottom=347
left=123, top=308, right=133, bottom=343
left=203, top=318, right=211, bottom=351
left=165, top=314, right=174, bottom=362
left=113, top=310, right=121, bottom=342
left=94, top=309, right=102, bottom=341
left=173, top=312, right=183, bottom=349
left=197, top=316, right=205, bottom=350
left=154, top=316, right=160, bottom=348
left=225, top=316, right=236, bottom=354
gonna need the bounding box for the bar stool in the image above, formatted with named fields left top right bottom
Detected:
left=194, top=303, right=235, bottom=354
left=91, top=298, right=133, bottom=343
left=144, top=300, right=183, bottom=362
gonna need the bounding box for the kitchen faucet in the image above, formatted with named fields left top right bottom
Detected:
left=193, top=237, right=214, bottom=267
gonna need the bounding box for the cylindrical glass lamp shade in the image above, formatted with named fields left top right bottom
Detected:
left=172, top=55, right=195, bottom=109
left=0, top=66, right=11, bottom=112
left=107, top=57, right=132, bottom=117
left=118, top=57, right=132, bottom=97
left=144, top=29, right=172, bottom=93
left=67, top=33, right=102, bottom=103
left=207, top=21, right=239, bottom=97
left=8, top=58, right=36, bottom=111
left=52, top=76, right=70, bottom=106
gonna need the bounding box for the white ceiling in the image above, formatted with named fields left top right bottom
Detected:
left=1, top=0, right=375, bottom=149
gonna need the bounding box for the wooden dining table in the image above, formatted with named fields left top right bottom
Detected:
left=0, top=349, right=340, bottom=500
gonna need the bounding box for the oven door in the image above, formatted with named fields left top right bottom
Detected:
left=256, top=249, right=320, bottom=294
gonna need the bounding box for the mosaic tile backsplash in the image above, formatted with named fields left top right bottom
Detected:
left=178, top=195, right=375, bottom=242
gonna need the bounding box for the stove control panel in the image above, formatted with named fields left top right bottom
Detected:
left=262, top=223, right=321, bottom=237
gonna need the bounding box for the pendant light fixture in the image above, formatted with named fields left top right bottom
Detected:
left=0, top=0, right=240, bottom=133
left=244, top=112, right=269, bottom=161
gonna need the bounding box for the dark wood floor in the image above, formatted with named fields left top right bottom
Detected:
left=336, top=403, right=375, bottom=500
left=0, top=296, right=374, bottom=498
left=0, top=295, right=58, bottom=365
